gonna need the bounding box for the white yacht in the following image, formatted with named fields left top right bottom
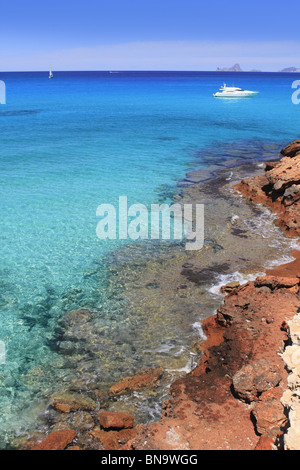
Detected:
left=213, top=84, right=259, bottom=98
left=49, top=66, right=53, bottom=79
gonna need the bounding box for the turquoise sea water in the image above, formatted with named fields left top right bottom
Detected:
left=0, top=71, right=300, bottom=446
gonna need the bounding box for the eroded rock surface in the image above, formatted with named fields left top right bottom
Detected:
left=232, top=360, right=282, bottom=403
left=31, top=430, right=77, bottom=451
left=50, top=392, right=97, bottom=413
left=123, top=277, right=300, bottom=450
left=99, top=411, right=135, bottom=430
left=109, top=367, right=164, bottom=397
left=235, top=139, right=300, bottom=237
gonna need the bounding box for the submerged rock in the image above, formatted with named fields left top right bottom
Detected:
left=63, top=309, right=92, bottom=327
left=99, top=411, right=134, bottom=430
left=89, top=428, right=121, bottom=450
left=109, top=367, right=164, bottom=397
left=31, top=429, right=76, bottom=451
left=88, top=426, right=137, bottom=450
left=50, top=392, right=97, bottom=413
left=52, top=411, right=95, bottom=432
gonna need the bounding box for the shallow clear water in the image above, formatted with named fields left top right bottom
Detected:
left=0, top=71, right=300, bottom=447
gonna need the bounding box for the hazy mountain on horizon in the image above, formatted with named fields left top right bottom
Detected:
left=216, top=64, right=262, bottom=72
left=216, top=63, right=243, bottom=72
left=279, top=67, right=300, bottom=73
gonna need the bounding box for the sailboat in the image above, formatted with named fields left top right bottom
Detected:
left=49, top=66, right=53, bottom=79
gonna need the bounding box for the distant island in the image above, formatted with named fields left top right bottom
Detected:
left=216, top=64, right=300, bottom=73
left=279, top=67, right=300, bottom=73
left=216, top=63, right=243, bottom=72
left=216, top=64, right=262, bottom=72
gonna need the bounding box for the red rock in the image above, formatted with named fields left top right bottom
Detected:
left=89, top=427, right=136, bottom=450
left=31, top=430, right=76, bottom=451
left=252, top=388, right=287, bottom=435
left=235, top=147, right=300, bottom=237
left=66, top=446, right=82, bottom=450
left=115, top=141, right=300, bottom=450
left=254, top=428, right=283, bottom=450
left=254, top=275, right=300, bottom=290
left=117, top=428, right=137, bottom=445
left=195, top=315, right=224, bottom=356
left=220, top=281, right=240, bottom=294
left=265, top=161, right=280, bottom=171
left=235, top=174, right=269, bottom=205
left=89, top=428, right=121, bottom=450
left=127, top=274, right=300, bottom=450
left=50, top=392, right=97, bottom=413
left=280, top=139, right=300, bottom=158
left=266, top=155, right=300, bottom=191
left=100, top=411, right=134, bottom=430
left=232, top=360, right=282, bottom=403
left=109, top=367, right=163, bottom=397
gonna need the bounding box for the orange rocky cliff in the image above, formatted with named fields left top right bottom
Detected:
left=235, top=139, right=300, bottom=238
left=121, top=139, right=300, bottom=451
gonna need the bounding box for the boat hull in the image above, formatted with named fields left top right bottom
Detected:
left=213, top=91, right=259, bottom=98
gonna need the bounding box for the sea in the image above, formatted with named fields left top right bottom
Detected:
left=0, top=71, right=299, bottom=448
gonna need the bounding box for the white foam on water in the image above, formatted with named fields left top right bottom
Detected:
left=267, top=254, right=295, bottom=268
left=192, top=321, right=207, bottom=341
left=290, top=239, right=300, bottom=251
left=166, top=323, right=207, bottom=376
left=231, top=215, right=239, bottom=224
left=265, top=238, right=299, bottom=268
left=209, top=270, right=265, bottom=297
left=243, top=205, right=279, bottom=237
left=166, top=352, right=199, bottom=374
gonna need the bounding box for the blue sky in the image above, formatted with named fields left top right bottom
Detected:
left=1, top=0, right=300, bottom=71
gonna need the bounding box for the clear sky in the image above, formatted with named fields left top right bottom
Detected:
left=1, top=0, right=300, bottom=71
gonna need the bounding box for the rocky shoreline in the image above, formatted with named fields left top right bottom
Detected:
left=118, top=140, right=300, bottom=451
left=21, top=139, right=300, bottom=451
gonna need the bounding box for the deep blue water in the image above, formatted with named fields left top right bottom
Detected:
left=0, top=71, right=300, bottom=446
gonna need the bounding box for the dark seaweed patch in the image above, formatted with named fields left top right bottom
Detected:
left=0, top=109, right=41, bottom=117
left=181, top=262, right=230, bottom=285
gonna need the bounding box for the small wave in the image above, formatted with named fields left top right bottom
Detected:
left=267, top=254, right=296, bottom=268
left=209, top=270, right=265, bottom=297
left=266, top=238, right=299, bottom=268
left=192, top=321, right=207, bottom=341
left=290, top=239, right=300, bottom=251
left=231, top=215, right=239, bottom=224
left=166, top=351, right=199, bottom=374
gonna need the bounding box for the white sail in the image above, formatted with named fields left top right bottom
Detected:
left=49, top=66, right=53, bottom=79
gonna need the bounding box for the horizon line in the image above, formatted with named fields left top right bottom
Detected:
left=1, top=69, right=299, bottom=73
